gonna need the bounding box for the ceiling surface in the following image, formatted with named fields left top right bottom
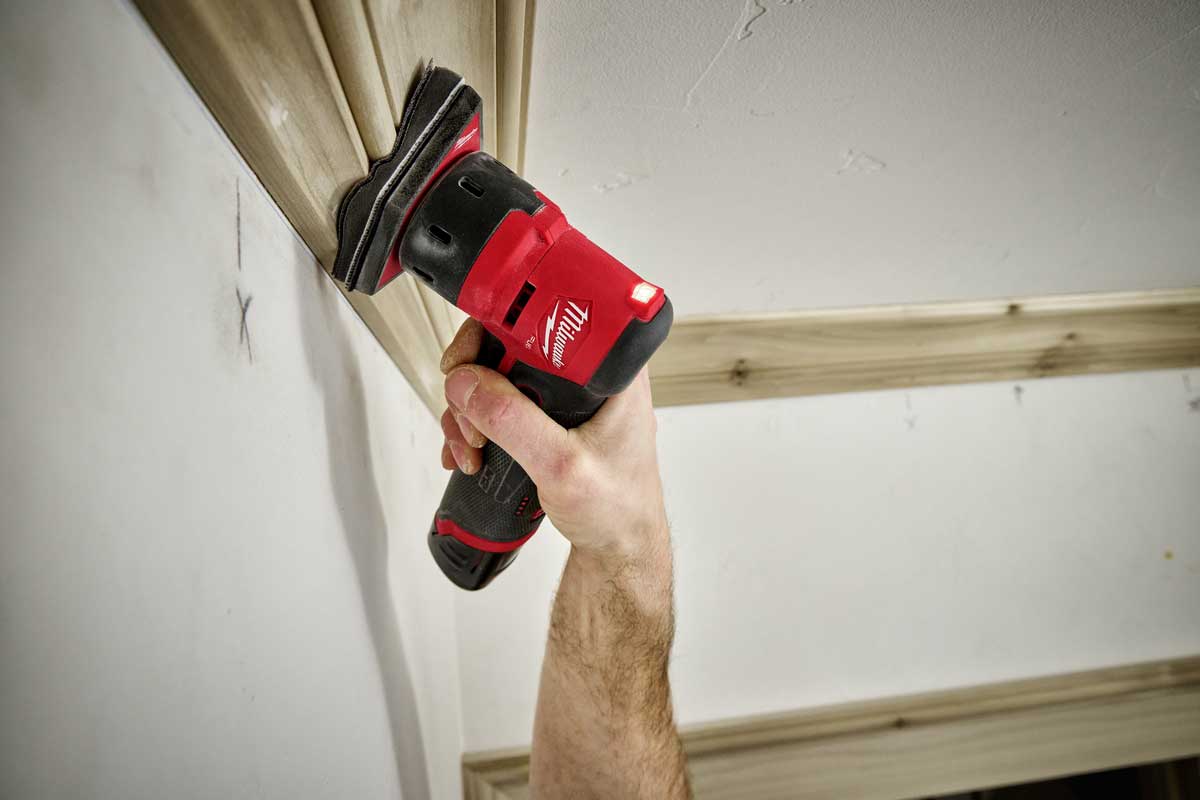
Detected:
left=523, top=0, right=1200, bottom=317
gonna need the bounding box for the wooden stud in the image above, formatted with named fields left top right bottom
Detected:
left=650, top=288, right=1200, bottom=407
left=463, top=655, right=1200, bottom=799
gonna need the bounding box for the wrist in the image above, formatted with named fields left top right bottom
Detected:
left=569, top=520, right=674, bottom=617
left=572, top=514, right=670, bottom=574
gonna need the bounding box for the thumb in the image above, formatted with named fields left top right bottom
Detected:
left=444, top=365, right=576, bottom=486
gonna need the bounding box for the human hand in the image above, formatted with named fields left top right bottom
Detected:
left=437, top=319, right=670, bottom=568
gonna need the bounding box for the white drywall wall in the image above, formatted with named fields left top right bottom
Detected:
left=524, top=0, right=1200, bottom=316
left=451, top=0, right=1200, bottom=751
left=456, top=369, right=1200, bottom=751
left=0, top=2, right=460, bottom=798
left=4, top=0, right=1198, bottom=783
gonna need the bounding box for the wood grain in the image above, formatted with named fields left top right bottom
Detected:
left=310, top=0, right=395, bottom=160
left=463, top=655, right=1200, bottom=799
left=134, top=0, right=365, bottom=266
left=365, top=0, right=496, bottom=140
left=363, top=0, right=496, bottom=350
left=134, top=0, right=498, bottom=411
left=308, top=0, right=465, bottom=374
left=650, top=288, right=1200, bottom=407
left=495, top=0, right=535, bottom=175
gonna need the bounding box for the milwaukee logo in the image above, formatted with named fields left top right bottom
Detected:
left=539, top=298, right=592, bottom=370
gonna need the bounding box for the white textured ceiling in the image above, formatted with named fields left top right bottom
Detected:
left=523, top=0, right=1200, bottom=316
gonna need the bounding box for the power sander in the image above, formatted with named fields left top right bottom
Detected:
left=332, top=65, right=673, bottom=590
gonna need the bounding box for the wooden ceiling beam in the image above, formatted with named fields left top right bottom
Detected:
left=464, top=654, right=1200, bottom=798
left=650, top=288, right=1200, bottom=407
left=133, top=2, right=1196, bottom=415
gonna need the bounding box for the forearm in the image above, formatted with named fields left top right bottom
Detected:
left=530, top=531, right=690, bottom=798
left=436, top=338, right=684, bottom=794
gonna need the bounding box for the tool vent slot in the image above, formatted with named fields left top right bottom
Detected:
left=427, top=224, right=453, bottom=245
left=458, top=176, right=485, bottom=198
left=503, top=281, right=537, bottom=328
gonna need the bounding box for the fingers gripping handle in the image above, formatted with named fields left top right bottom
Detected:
left=428, top=332, right=604, bottom=590
left=426, top=447, right=537, bottom=590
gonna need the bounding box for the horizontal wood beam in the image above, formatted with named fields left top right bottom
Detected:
left=463, top=655, right=1200, bottom=799
left=650, top=288, right=1200, bottom=407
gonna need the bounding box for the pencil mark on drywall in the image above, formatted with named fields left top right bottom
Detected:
left=1013, top=384, right=1024, bottom=406
left=749, top=108, right=776, bottom=117
left=836, top=149, right=886, bottom=175
left=1181, top=372, right=1198, bottom=412
left=904, top=393, right=917, bottom=430
left=235, top=178, right=242, bottom=272
left=738, top=0, right=769, bottom=40
left=236, top=288, right=254, bottom=364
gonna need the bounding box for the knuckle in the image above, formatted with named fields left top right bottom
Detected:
left=476, top=391, right=518, bottom=433
left=547, top=446, right=591, bottom=488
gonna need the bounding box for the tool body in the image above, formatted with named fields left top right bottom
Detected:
left=333, top=66, right=672, bottom=590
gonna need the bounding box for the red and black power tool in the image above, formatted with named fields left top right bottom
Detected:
left=332, top=65, right=672, bottom=590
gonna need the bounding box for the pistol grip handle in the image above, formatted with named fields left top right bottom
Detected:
left=428, top=331, right=603, bottom=590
